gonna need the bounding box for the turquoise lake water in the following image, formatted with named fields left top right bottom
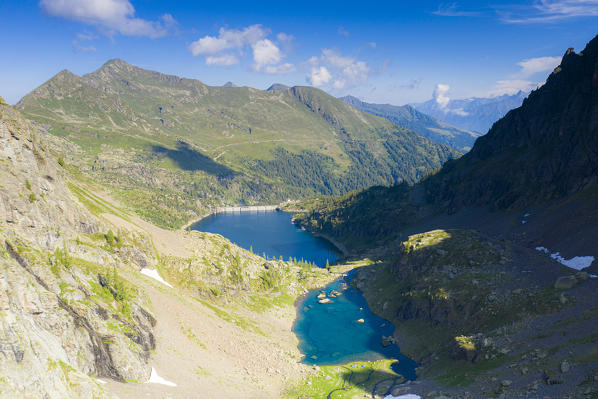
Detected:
left=190, top=211, right=339, bottom=267
left=191, top=211, right=417, bottom=379
left=293, top=270, right=417, bottom=379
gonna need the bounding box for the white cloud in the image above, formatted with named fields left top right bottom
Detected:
left=517, top=56, right=561, bottom=78
left=309, top=66, right=332, bottom=86
left=205, top=54, right=239, bottom=66
left=72, top=30, right=97, bottom=52
left=252, top=39, right=282, bottom=70
left=433, top=3, right=481, bottom=16
left=489, top=79, right=541, bottom=96
left=431, top=83, right=469, bottom=115
left=501, top=0, right=598, bottom=23
left=485, top=55, right=560, bottom=96
left=72, top=42, right=97, bottom=52
left=368, top=42, right=377, bottom=48
left=190, top=25, right=295, bottom=74
left=189, top=24, right=268, bottom=55
left=306, top=49, right=370, bottom=89
left=264, top=63, right=296, bottom=74
left=40, top=0, right=176, bottom=38
left=433, top=83, right=451, bottom=109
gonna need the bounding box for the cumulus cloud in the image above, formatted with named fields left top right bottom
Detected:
left=189, top=24, right=294, bottom=74
left=432, top=83, right=469, bottom=115
left=39, top=0, right=176, bottom=38
left=517, top=56, right=561, bottom=78
left=189, top=24, right=267, bottom=56
left=433, top=83, right=451, bottom=109
left=252, top=39, right=282, bottom=70
left=306, top=49, right=370, bottom=89
left=309, top=66, right=332, bottom=86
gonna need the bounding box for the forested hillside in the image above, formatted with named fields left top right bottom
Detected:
left=17, top=60, right=457, bottom=228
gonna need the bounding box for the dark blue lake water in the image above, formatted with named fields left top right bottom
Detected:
left=190, top=211, right=339, bottom=267
left=191, top=211, right=416, bottom=379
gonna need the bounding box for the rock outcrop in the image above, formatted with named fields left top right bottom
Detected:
left=0, top=97, right=155, bottom=398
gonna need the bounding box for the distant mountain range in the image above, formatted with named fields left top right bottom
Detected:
left=340, top=95, right=480, bottom=152
left=413, top=91, right=528, bottom=134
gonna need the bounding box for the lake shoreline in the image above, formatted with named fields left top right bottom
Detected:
left=181, top=204, right=283, bottom=231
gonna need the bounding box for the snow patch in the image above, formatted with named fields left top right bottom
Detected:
left=384, top=394, right=421, bottom=399
left=524, top=213, right=531, bottom=217
left=140, top=268, right=173, bottom=288
left=550, top=253, right=595, bottom=271
left=535, top=247, right=595, bottom=271
left=147, top=367, right=177, bottom=387
left=95, top=379, right=107, bottom=385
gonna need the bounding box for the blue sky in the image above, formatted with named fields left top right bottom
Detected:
left=1, top=0, right=597, bottom=105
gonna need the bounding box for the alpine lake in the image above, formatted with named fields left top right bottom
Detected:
left=191, top=210, right=416, bottom=379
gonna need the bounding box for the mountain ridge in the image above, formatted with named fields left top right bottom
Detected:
left=413, top=90, right=528, bottom=134
left=293, top=34, right=598, bottom=259
left=17, top=59, right=458, bottom=229
left=340, top=95, right=480, bottom=151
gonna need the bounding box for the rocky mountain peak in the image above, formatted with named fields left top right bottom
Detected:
left=339, top=95, right=362, bottom=106
left=266, top=83, right=290, bottom=91
left=427, top=34, right=598, bottom=210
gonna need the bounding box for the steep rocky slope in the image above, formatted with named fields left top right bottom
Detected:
left=0, top=96, right=156, bottom=397
left=0, top=97, right=342, bottom=398
left=356, top=230, right=598, bottom=398
left=294, top=35, right=598, bottom=257
left=427, top=37, right=598, bottom=212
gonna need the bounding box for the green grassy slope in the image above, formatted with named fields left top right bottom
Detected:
left=17, top=59, right=458, bottom=228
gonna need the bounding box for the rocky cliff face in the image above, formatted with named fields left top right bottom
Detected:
left=428, top=35, right=598, bottom=211
left=0, top=97, right=155, bottom=398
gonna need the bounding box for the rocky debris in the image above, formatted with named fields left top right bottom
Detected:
left=543, top=369, right=564, bottom=385
left=554, top=275, right=579, bottom=290
left=554, top=271, right=591, bottom=290
left=318, top=298, right=332, bottom=304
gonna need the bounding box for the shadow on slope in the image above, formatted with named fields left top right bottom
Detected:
left=152, top=141, right=236, bottom=176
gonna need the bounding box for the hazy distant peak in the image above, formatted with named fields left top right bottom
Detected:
left=223, top=81, right=238, bottom=87
left=338, top=95, right=363, bottom=106
left=266, top=83, right=290, bottom=91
